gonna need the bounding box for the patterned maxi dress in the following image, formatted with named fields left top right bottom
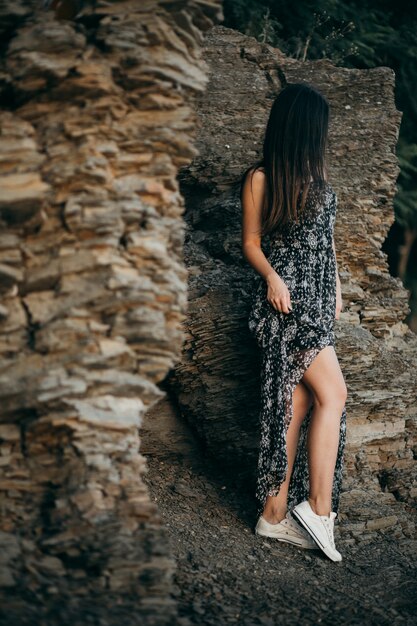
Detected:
left=248, top=181, right=347, bottom=522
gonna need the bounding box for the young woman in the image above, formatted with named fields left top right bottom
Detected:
left=241, top=82, right=348, bottom=562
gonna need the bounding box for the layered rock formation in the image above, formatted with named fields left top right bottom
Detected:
left=0, top=1, right=222, bottom=623
left=1, top=2, right=416, bottom=621
left=169, top=26, right=417, bottom=541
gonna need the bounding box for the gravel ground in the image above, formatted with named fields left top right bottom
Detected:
left=143, top=449, right=417, bottom=626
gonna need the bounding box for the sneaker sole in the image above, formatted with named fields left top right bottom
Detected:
left=254, top=528, right=318, bottom=550
left=291, top=509, right=342, bottom=562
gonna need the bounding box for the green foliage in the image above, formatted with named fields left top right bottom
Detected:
left=396, top=138, right=417, bottom=230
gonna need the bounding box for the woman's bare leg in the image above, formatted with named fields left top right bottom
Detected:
left=262, top=381, right=313, bottom=523
left=301, top=345, right=347, bottom=516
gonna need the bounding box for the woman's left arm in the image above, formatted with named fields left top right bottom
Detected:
left=332, top=237, right=343, bottom=319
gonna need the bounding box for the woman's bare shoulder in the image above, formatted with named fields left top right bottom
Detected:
left=245, top=166, right=266, bottom=188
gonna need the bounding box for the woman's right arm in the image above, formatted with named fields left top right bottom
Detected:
left=241, top=168, right=293, bottom=314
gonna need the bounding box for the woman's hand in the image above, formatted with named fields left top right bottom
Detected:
left=335, top=275, right=343, bottom=319
left=266, top=270, right=293, bottom=314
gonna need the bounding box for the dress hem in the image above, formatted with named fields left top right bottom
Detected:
left=254, top=337, right=346, bottom=525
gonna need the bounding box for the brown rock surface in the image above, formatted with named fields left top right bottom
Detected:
left=0, top=1, right=222, bottom=624
left=1, top=3, right=416, bottom=621
left=169, top=25, right=417, bottom=540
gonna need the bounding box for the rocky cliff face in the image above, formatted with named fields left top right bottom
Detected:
left=170, top=26, right=417, bottom=540
left=0, top=1, right=222, bottom=623
left=1, top=2, right=416, bottom=619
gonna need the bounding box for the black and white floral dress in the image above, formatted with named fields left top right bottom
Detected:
left=248, top=181, right=347, bottom=522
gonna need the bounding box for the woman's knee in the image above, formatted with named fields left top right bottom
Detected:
left=312, top=379, right=347, bottom=410
left=301, top=347, right=347, bottom=409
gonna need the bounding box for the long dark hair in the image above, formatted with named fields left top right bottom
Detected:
left=241, top=82, right=330, bottom=238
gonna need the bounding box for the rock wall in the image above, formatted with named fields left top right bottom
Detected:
left=0, top=1, right=222, bottom=624
left=169, top=26, right=417, bottom=541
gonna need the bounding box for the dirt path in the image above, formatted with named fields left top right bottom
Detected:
left=143, top=448, right=417, bottom=626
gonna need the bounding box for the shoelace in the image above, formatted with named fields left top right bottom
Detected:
left=322, top=517, right=335, bottom=548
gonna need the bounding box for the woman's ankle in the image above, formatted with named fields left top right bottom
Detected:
left=308, top=496, right=331, bottom=516
left=262, top=508, right=287, bottom=524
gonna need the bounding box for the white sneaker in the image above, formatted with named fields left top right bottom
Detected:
left=255, top=511, right=319, bottom=550
left=291, top=500, right=342, bottom=562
